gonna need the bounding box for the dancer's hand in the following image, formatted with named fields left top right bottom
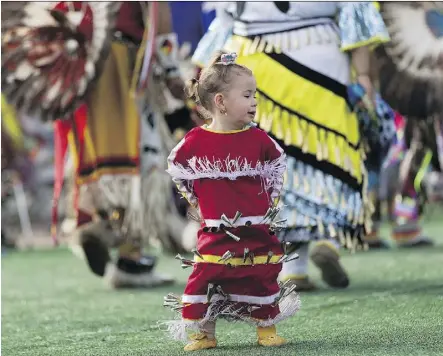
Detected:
left=166, top=77, right=185, bottom=100
left=357, top=73, right=376, bottom=107
left=351, top=45, right=376, bottom=106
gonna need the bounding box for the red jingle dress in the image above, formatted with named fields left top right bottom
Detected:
left=164, top=124, right=300, bottom=340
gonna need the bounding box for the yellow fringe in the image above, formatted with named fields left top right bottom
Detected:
left=224, top=38, right=363, bottom=184
left=253, top=92, right=363, bottom=184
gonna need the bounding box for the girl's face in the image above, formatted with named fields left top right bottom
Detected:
left=217, top=73, right=257, bottom=128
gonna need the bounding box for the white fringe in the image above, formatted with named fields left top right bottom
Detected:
left=167, top=154, right=287, bottom=195
left=159, top=291, right=300, bottom=341
left=77, top=170, right=185, bottom=250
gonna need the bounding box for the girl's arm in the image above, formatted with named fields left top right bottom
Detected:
left=166, top=135, right=198, bottom=208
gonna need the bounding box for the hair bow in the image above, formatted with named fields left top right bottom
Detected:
left=219, top=53, right=237, bottom=65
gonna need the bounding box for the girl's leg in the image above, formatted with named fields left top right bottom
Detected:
left=182, top=265, right=219, bottom=351
left=184, top=320, right=217, bottom=352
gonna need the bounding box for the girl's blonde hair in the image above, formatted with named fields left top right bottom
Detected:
left=185, top=51, right=252, bottom=118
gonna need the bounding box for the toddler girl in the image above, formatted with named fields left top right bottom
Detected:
left=163, top=51, right=300, bottom=351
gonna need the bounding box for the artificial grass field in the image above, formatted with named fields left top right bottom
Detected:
left=2, top=212, right=443, bottom=356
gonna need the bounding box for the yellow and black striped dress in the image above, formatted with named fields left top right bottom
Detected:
left=193, top=1, right=390, bottom=246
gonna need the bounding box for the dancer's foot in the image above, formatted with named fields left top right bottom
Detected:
left=311, top=242, right=349, bottom=288
left=397, top=235, right=434, bottom=248
left=73, top=224, right=111, bottom=277
left=184, top=333, right=217, bottom=351
left=366, top=238, right=391, bottom=249
left=106, top=256, right=175, bottom=289
left=257, top=326, right=287, bottom=347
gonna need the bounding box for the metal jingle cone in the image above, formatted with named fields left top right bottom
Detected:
left=266, top=251, right=274, bottom=264
left=280, top=279, right=292, bottom=289
left=232, top=211, right=242, bottom=224
left=266, top=208, right=279, bottom=223
left=192, top=248, right=204, bottom=260
left=270, top=207, right=280, bottom=220
left=174, top=253, right=184, bottom=261
left=225, top=230, right=241, bottom=242
left=285, top=252, right=299, bottom=262
left=207, top=283, right=216, bottom=303
left=247, top=305, right=261, bottom=312
left=277, top=254, right=288, bottom=263
left=221, top=214, right=234, bottom=227
left=249, top=252, right=255, bottom=266
left=215, top=285, right=229, bottom=298
left=187, top=211, right=201, bottom=223
left=277, top=280, right=291, bottom=292
left=261, top=207, right=273, bottom=222
left=278, top=285, right=287, bottom=299
left=175, top=254, right=194, bottom=266
left=281, top=283, right=297, bottom=299
left=218, top=250, right=234, bottom=263
left=243, top=248, right=250, bottom=263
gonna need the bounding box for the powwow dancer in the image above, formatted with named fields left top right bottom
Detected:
left=1, top=2, right=188, bottom=288
left=370, top=1, right=443, bottom=247
left=347, top=80, right=397, bottom=249
left=162, top=52, right=300, bottom=351
left=192, top=2, right=390, bottom=290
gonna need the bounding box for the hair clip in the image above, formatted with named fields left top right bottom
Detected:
left=218, top=53, right=237, bottom=65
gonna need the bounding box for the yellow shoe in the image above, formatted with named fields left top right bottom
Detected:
left=257, top=326, right=287, bottom=347
left=184, top=333, right=217, bottom=351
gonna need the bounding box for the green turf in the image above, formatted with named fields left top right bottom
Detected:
left=2, top=212, right=443, bottom=356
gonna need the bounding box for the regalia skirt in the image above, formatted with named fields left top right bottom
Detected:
left=161, top=228, right=301, bottom=341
